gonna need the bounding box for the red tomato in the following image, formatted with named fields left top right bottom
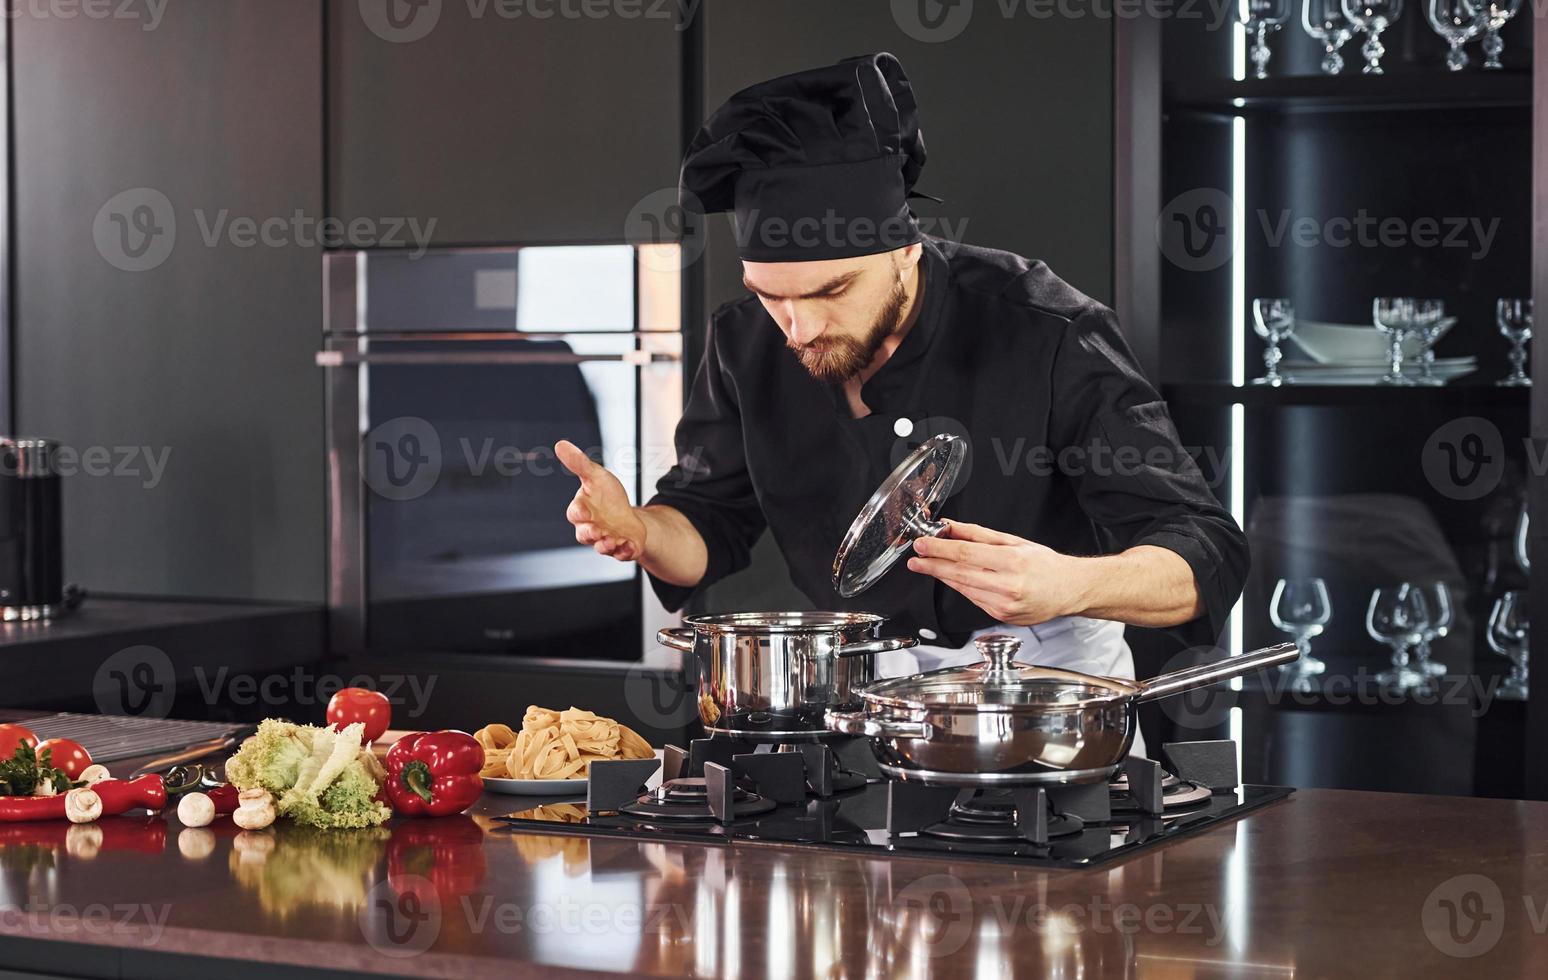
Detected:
left=0, top=724, right=38, bottom=760
left=327, top=687, right=392, bottom=743
left=36, top=738, right=91, bottom=779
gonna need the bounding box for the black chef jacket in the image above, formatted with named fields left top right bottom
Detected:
left=648, top=236, right=1248, bottom=650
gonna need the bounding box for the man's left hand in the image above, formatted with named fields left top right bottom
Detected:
left=906, top=520, right=1084, bottom=627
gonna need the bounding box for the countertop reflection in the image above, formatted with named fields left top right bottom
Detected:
left=0, top=789, right=1545, bottom=977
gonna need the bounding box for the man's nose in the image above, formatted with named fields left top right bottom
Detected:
left=787, top=308, right=825, bottom=346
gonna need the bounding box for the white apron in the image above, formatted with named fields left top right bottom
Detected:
left=876, top=615, right=1148, bottom=761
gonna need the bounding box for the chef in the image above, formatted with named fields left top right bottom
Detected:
left=558, top=53, right=1248, bottom=695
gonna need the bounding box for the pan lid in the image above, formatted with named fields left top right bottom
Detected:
left=831, top=433, right=967, bottom=599
left=860, top=633, right=1139, bottom=709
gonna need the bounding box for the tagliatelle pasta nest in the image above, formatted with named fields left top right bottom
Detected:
left=474, top=706, right=654, bottom=780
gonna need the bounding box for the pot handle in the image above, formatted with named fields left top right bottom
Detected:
left=836, top=636, right=920, bottom=659
left=824, top=709, right=931, bottom=739
left=655, top=627, right=696, bottom=653
left=1135, top=642, right=1300, bottom=704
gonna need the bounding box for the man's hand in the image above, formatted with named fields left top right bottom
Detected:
left=906, top=521, right=1205, bottom=628
left=906, top=521, right=1081, bottom=626
left=557, top=440, right=647, bottom=562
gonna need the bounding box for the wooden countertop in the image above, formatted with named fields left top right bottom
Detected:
left=0, top=782, right=1545, bottom=978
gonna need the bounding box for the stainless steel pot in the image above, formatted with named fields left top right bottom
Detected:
left=826, top=634, right=1299, bottom=785
left=657, top=612, right=919, bottom=741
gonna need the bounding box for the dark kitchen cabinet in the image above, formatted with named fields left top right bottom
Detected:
left=327, top=0, right=684, bottom=246
left=10, top=1, right=326, bottom=603
left=1117, top=12, right=1541, bottom=798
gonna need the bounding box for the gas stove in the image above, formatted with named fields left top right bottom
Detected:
left=492, top=736, right=1293, bottom=868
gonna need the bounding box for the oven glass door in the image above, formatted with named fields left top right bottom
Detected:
left=324, top=244, right=681, bottom=657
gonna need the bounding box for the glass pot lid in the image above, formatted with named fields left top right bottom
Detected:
left=831, top=433, right=967, bottom=599
left=861, top=634, right=1140, bottom=709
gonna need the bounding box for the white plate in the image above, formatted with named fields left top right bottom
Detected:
left=482, top=775, right=586, bottom=796
left=1287, top=317, right=1457, bottom=365
left=1278, top=360, right=1478, bottom=385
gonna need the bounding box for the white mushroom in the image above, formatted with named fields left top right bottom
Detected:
left=77, top=765, right=111, bottom=785
left=66, top=824, right=103, bottom=858
left=176, top=791, right=216, bottom=828
left=32, top=779, right=57, bottom=797
left=64, top=787, right=103, bottom=824
left=233, top=788, right=276, bottom=830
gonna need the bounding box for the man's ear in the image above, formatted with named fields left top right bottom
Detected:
left=895, top=243, right=923, bottom=279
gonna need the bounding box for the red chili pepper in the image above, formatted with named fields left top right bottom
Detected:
left=205, top=783, right=240, bottom=816
left=383, top=731, right=484, bottom=818
left=0, top=775, right=167, bottom=823
left=386, top=815, right=487, bottom=901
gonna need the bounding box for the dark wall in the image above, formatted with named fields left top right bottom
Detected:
left=12, top=2, right=326, bottom=601
left=694, top=1, right=1116, bottom=612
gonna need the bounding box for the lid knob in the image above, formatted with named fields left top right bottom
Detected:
left=974, top=633, right=1022, bottom=671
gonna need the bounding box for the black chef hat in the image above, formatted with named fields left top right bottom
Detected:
left=681, top=52, right=929, bottom=263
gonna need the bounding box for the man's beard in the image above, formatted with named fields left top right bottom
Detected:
left=788, top=279, right=909, bottom=384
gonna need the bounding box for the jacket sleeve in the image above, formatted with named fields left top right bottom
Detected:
left=645, top=315, right=767, bottom=612
left=1047, top=304, right=1249, bottom=647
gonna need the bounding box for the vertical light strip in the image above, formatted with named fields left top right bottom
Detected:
left=1228, top=99, right=1248, bottom=775
left=1233, top=20, right=1247, bottom=83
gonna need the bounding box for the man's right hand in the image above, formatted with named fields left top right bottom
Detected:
left=556, top=440, right=648, bottom=562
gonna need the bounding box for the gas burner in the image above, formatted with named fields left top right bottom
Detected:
left=1110, top=771, right=1213, bottom=813
left=619, top=777, right=776, bottom=822
left=923, top=792, right=1083, bottom=843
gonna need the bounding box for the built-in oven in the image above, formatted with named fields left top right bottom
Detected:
left=319, top=244, right=683, bottom=661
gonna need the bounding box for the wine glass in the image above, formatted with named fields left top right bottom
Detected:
left=1342, top=0, right=1404, bottom=74
left=1462, top=0, right=1522, bottom=70
left=1271, top=577, right=1331, bottom=685
left=1515, top=505, right=1530, bottom=573
left=1304, top=0, right=1355, bottom=74
left=1487, top=590, right=1529, bottom=700
left=1241, top=0, right=1293, bottom=79
left=1497, top=298, right=1532, bottom=387
left=1253, top=299, right=1296, bottom=385
left=1410, top=299, right=1447, bottom=386
left=1427, top=0, right=1484, bottom=71
left=1367, top=583, right=1430, bottom=691
left=1413, top=581, right=1452, bottom=677
left=1372, top=297, right=1416, bottom=385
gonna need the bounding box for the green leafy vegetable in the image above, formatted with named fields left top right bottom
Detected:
left=0, top=742, right=71, bottom=797
left=224, top=719, right=390, bottom=830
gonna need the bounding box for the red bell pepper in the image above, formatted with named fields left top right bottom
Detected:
left=0, top=775, right=167, bottom=822
left=383, top=731, right=484, bottom=817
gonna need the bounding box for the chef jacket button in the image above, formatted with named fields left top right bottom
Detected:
left=893, top=417, right=914, bottom=437
left=919, top=628, right=937, bottom=641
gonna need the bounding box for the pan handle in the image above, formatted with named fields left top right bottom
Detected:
left=837, top=636, right=920, bottom=659
left=656, top=627, right=697, bottom=653
left=824, top=709, right=931, bottom=739
left=1135, top=642, right=1300, bottom=704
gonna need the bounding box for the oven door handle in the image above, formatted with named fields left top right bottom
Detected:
left=316, top=350, right=677, bottom=367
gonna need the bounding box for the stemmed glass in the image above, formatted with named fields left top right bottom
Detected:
left=1427, top=0, right=1484, bottom=71
left=1515, top=505, right=1530, bottom=573
left=1367, top=583, right=1430, bottom=691
left=1497, top=298, right=1532, bottom=387
left=1487, top=590, right=1529, bottom=700
left=1462, top=0, right=1522, bottom=70
left=1271, top=577, right=1331, bottom=686
left=1410, top=299, right=1447, bottom=385
left=1413, top=581, right=1452, bottom=677
left=1341, top=0, right=1404, bottom=74
left=1241, top=0, right=1293, bottom=79
left=1253, top=299, right=1296, bottom=385
left=1373, top=297, right=1416, bottom=385
left=1304, top=0, right=1355, bottom=74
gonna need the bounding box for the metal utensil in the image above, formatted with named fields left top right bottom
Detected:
left=657, top=611, right=918, bottom=742
left=826, top=634, right=1298, bottom=785
left=831, top=433, right=966, bottom=598
left=128, top=724, right=256, bottom=779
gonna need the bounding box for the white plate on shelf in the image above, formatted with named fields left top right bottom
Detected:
left=1287, top=317, right=1457, bottom=365
left=1280, top=357, right=1477, bottom=385
left=482, top=775, right=586, bottom=796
